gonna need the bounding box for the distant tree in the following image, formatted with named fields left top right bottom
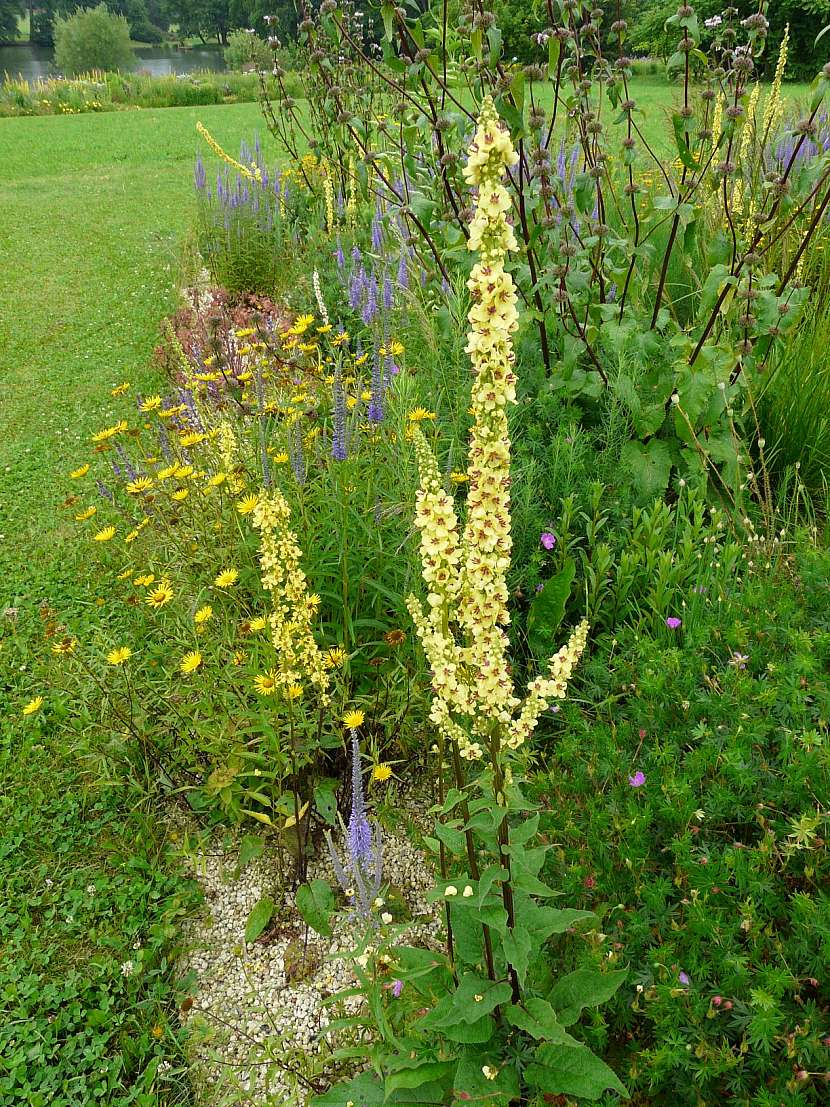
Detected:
left=53, top=3, right=135, bottom=72
left=0, top=0, right=25, bottom=42
left=168, top=0, right=233, bottom=45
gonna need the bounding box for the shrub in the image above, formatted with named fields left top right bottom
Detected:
left=53, top=4, right=135, bottom=76
left=130, top=19, right=163, bottom=45
left=224, top=28, right=271, bottom=71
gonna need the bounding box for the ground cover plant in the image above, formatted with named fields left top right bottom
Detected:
left=5, top=1, right=830, bottom=1105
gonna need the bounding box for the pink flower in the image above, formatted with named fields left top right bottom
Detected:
left=628, top=770, right=646, bottom=788
left=665, top=616, right=682, bottom=630
left=540, top=531, right=556, bottom=550
left=678, top=971, right=690, bottom=986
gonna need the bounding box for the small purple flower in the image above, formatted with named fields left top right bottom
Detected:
left=391, top=979, right=404, bottom=998
left=665, top=616, right=682, bottom=630
left=396, top=251, right=409, bottom=290
left=367, top=350, right=384, bottom=423
left=540, top=531, right=557, bottom=550
left=678, top=971, right=690, bottom=986
left=729, top=652, right=749, bottom=670
left=382, top=271, right=393, bottom=311
left=194, top=154, right=206, bottom=191
left=628, top=771, right=646, bottom=788
left=331, top=365, right=348, bottom=461
left=535, top=583, right=544, bottom=593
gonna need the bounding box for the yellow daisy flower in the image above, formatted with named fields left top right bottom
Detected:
left=207, top=472, right=228, bottom=486
left=288, top=313, right=314, bottom=335
left=179, top=432, right=206, bottom=448
left=171, top=489, right=189, bottom=502
left=450, top=472, right=469, bottom=484
left=107, top=646, right=132, bottom=666
left=408, top=408, right=436, bottom=423
left=146, top=579, right=174, bottom=608
left=214, top=569, right=239, bottom=588
left=69, top=464, right=91, bottom=479
left=156, top=465, right=178, bottom=481
left=93, top=525, right=116, bottom=542
left=139, top=395, right=162, bottom=412
left=323, top=646, right=347, bottom=669
left=254, top=671, right=278, bottom=696
left=194, top=604, right=213, bottom=625
left=237, top=494, right=259, bottom=516
left=271, top=452, right=289, bottom=464
left=371, top=763, right=393, bottom=783
left=51, top=637, right=77, bottom=655
left=285, top=683, right=304, bottom=701
left=126, top=477, right=154, bottom=495
left=174, top=465, right=194, bottom=479
left=343, top=708, right=365, bottom=729
left=90, top=411, right=123, bottom=441
left=22, top=696, right=44, bottom=717
left=133, top=573, right=155, bottom=587
left=75, top=506, right=97, bottom=521
left=110, top=382, right=130, bottom=397
left=180, top=650, right=202, bottom=674
left=248, top=616, right=268, bottom=632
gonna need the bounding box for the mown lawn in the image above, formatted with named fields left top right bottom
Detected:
left=0, top=101, right=264, bottom=1106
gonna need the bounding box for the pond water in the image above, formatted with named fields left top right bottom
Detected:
left=0, top=43, right=226, bottom=83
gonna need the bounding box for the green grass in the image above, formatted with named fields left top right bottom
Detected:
left=0, top=101, right=264, bottom=1105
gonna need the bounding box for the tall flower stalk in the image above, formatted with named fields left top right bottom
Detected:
left=408, top=97, right=588, bottom=768
left=407, top=98, right=589, bottom=1015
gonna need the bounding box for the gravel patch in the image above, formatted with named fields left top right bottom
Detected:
left=176, top=810, right=439, bottom=1105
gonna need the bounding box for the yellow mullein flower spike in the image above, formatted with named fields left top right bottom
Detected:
left=252, top=490, right=330, bottom=703
left=407, top=98, right=588, bottom=763
left=196, top=122, right=262, bottom=183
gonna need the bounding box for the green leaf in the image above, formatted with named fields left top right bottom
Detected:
left=434, top=821, right=466, bottom=855
left=521, top=900, right=595, bottom=942
left=672, top=114, right=699, bottom=172
left=296, top=879, right=335, bottom=937
left=451, top=974, right=513, bottom=1021
left=381, top=3, right=394, bottom=42
left=527, top=559, right=576, bottom=660
left=244, top=895, right=274, bottom=945
left=385, top=1061, right=455, bottom=1097
left=620, top=440, right=672, bottom=502
left=526, top=1042, right=628, bottom=1100
left=549, top=968, right=628, bottom=1026
left=504, top=998, right=580, bottom=1044
left=455, top=1055, right=519, bottom=1103
left=508, top=813, right=540, bottom=848
left=312, top=1070, right=446, bottom=1105
left=313, top=777, right=339, bottom=826
left=502, top=925, right=533, bottom=987
left=237, top=833, right=264, bottom=873
left=486, top=25, right=502, bottom=66
left=547, top=35, right=561, bottom=78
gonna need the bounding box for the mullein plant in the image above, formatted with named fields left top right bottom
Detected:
left=311, top=100, right=626, bottom=1107
left=252, top=489, right=332, bottom=878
